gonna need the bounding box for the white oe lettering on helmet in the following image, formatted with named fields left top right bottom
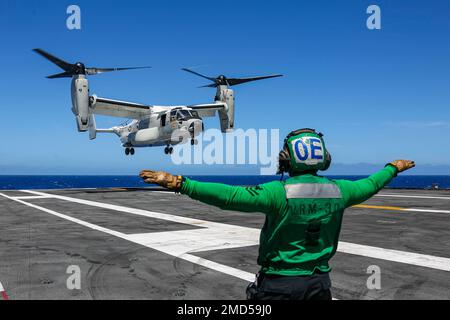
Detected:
left=291, top=137, right=324, bottom=165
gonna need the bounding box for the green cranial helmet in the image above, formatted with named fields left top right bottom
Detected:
left=278, top=128, right=332, bottom=175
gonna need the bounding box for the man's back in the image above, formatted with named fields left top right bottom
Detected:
left=179, top=165, right=398, bottom=276
left=258, top=174, right=346, bottom=276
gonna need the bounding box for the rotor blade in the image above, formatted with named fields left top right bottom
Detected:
left=198, top=83, right=218, bottom=88
left=46, top=71, right=74, bottom=79
left=181, top=68, right=216, bottom=82
left=227, top=74, right=283, bottom=86
left=33, top=48, right=74, bottom=71
left=86, top=66, right=151, bottom=75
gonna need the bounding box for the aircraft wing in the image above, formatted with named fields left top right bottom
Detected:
left=90, top=95, right=152, bottom=119
left=188, top=102, right=227, bottom=117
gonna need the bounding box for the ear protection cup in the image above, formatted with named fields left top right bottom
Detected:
left=278, top=128, right=332, bottom=174
left=277, top=146, right=291, bottom=174
left=323, top=151, right=332, bottom=171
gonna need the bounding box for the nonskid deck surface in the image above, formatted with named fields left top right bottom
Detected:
left=0, top=188, right=449, bottom=300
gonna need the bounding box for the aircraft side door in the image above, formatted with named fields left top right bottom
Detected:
left=160, top=113, right=167, bottom=127
left=170, top=110, right=178, bottom=130
left=161, top=111, right=172, bottom=135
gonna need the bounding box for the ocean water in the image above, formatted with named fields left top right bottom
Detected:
left=0, top=175, right=449, bottom=190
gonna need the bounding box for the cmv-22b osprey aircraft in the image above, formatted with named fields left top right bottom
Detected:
left=34, top=49, right=283, bottom=156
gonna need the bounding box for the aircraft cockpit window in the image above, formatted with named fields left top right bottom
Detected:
left=177, top=110, right=191, bottom=120
left=191, top=110, right=199, bottom=118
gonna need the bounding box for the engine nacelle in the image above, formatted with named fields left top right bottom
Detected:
left=216, top=87, right=235, bottom=133
left=71, top=75, right=90, bottom=132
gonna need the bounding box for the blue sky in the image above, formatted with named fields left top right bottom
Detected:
left=0, top=0, right=449, bottom=175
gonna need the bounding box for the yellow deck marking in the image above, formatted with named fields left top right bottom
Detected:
left=353, top=204, right=406, bottom=211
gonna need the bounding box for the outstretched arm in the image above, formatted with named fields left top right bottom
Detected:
left=140, top=170, right=284, bottom=214
left=335, top=160, right=415, bottom=208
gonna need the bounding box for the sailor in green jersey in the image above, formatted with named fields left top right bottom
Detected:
left=140, top=128, right=415, bottom=300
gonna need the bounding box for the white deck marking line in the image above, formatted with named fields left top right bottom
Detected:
left=0, top=193, right=127, bottom=238
left=19, top=191, right=260, bottom=255
left=12, top=195, right=54, bottom=200
left=338, top=242, right=450, bottom=272
left=0, top=192, right=258, bottom=285
left=126, top=228, right=259, bottom=257
left=16, top=190, right=450, bottom=273
left=376, top=194, right=450, bottom=200
left=177, top=253, right=255, bottom=282
left=406, top=208, right=450, bottom=214
left=20, top=190, right=229, bottom=230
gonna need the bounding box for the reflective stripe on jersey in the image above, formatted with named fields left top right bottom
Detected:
left=284, top=183, right=342, bottom=199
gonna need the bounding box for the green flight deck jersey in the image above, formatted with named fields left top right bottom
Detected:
left=181, top=165, right=398, bottom=276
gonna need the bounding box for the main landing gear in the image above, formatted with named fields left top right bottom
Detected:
left=191, top=139, right=198, bottom=146
left=125, top=147, right=135, bottom=156
left=164, top=146, right=174, bottom=155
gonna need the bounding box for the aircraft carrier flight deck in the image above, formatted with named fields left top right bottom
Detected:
left=0, top=188, right=449, bottom=300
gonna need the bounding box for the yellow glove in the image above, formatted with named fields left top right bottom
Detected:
left=388, top=160, right=416, bottom=173
left=140, top=170, right=184, bottom=190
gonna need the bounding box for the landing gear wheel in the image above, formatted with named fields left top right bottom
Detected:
left=130, top=148, right=135, bottom=156
left=164, top=146, right=174, bottom=155
left=125, top=148, right=130, bottom=156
